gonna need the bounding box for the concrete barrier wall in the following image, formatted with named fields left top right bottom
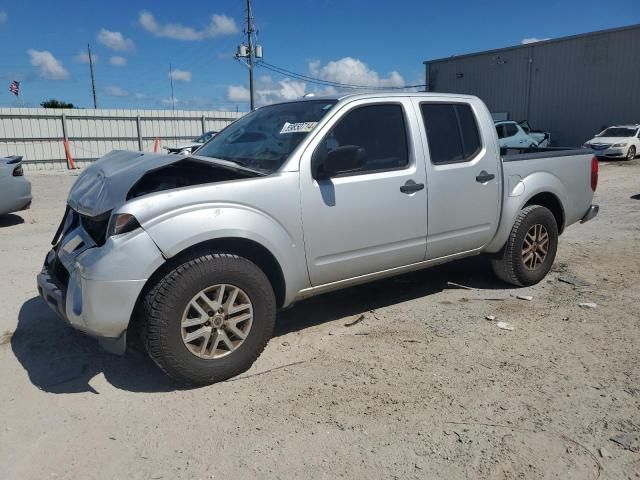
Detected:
left=0, top=108, right=244, bottom=170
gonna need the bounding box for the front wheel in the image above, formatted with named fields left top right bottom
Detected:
left=627, top=146, right=636, bottom=161
left=490, top=205, right=559, bottom=286
left=141, top=253, right=276, bottom=385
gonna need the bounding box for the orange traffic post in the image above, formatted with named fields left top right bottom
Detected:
left=63, top=140, right=76, bottom=169
left=153, top=137, right=160, bottom=152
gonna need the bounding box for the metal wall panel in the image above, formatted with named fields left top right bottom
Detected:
left=426, top=25, right=640, bottom=146
left=0, top=108, right=244, bottom=170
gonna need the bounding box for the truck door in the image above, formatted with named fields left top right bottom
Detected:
left=299, top=98, right=428, bottom=286
left=414, top=99, right=501, bottom=259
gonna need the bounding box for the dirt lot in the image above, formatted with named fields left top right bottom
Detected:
left=1, top=160, right=639, bottom=479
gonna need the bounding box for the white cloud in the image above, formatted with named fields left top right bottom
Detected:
left=521, top=37, right=551, bottom=44
left=206, top=14, right=238, bottom=37
left=309, top=57, right=405, bottom=89
left=139, top=11, right=238, bottom=40
left=227, top=85, right=250, bottom=102
left=104, top=85, right=129, bottom=97
left=134, top=92, right=149, bottom=99
left=97, top=28, right=135, bottom=51
left=226, top=57, right=407, bottom=106
left=27, top=49, right=69, bottom=80
left=74, top=50, right=97, bottom=64
left=109, top=56, right=127, bottom=67
left=0, top=11, right=8, bottom=24
left=169, top=69, right=192, bottom=82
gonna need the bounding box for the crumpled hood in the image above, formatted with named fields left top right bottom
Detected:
left=68, top=150, right=192, bottom=217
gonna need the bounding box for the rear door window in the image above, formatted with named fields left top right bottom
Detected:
left=421, top=103, right=482, bottom=164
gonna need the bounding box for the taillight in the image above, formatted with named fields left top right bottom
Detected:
left=590, top=156, right=598, bottom=192
left=12, top=164, right=23, bottom=177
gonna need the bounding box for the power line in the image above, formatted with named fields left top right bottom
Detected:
left=257, top=60, right=426, bottom=91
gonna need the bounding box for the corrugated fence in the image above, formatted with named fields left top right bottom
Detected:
left=0, top=108, right=244, bottom=170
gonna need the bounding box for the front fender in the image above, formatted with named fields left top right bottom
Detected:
left=485, top=171, right=568, bottom=253
left=143, top=203, right=309, bottom=306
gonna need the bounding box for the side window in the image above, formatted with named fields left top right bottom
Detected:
left=320, top=104, right=409, bottom=174
left=505, top=123, right=518, bottom=137
left=421, top=103, right=482, bottom=164
left=496, top=124, right=506, bottom=139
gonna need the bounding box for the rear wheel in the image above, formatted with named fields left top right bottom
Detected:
left=627, top=146, right=636, bottom=161
left=141, top=253, right=276, bottom=385
left=491, top=205, right=558, bottom=286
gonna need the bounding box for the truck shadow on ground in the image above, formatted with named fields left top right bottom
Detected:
left=0, top=213, right=25, bottom=227
left=13, top=256, right=504, bottom=394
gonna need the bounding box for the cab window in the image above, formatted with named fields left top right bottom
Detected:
left=318, top=104, right=409, bottom=174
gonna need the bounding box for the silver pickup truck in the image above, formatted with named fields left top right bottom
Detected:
left=37, top=93, right=599, bottom=385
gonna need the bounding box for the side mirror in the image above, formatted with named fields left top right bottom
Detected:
left=313, top=145, right=366, bottom=179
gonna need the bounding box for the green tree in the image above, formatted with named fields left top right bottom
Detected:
left=40, top=99, right=75, bottom=108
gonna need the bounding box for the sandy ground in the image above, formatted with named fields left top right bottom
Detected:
left=0, top=161, right=639, bottom=479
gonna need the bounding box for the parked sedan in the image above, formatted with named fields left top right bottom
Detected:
left=495, top=121, right=550, bottom=149
left=164, top=131, right=218, bottom=154
left=583, top=125, right=640, bottom=160
left=0, top=156, right=32, bottom=215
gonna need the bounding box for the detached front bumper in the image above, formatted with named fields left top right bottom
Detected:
left=37, top=221, right=165, bottom=355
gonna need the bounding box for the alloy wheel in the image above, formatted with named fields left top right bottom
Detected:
left=180, top=284, right=253, bottom=359
left=522, top=224, right=549, bottom=270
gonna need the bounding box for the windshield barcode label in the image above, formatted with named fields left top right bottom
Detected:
left=280, top=122, right=317, bottom=134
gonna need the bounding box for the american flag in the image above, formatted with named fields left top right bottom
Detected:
left=9, top=80, right=20, bottom=96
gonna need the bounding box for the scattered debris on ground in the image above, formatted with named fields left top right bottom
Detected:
left=599, top=447, right=612, bottom=458
left=610, top=433, right=640, bottom=452
left=516, top=295, right=533, bottom=301
left=578, top=302, right=598, bottom=309
left=558, top=275, right=591, bottom=287
left=344, top=314, right=365, bottom=327
left=496, top=321, right=515, bottom=331
left=446, top=281, right=474, bottom=290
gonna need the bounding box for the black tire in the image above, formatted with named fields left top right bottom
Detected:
left=490, top=205, right=559, bottom=286
left=141, top=253, right=276, bottom=385
left=627, top=146, right=636, bottom=161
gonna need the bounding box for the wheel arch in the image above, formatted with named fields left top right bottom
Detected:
left=524, top=191, right=565, bottom=233
left=129, top=237, right=288, bottom=341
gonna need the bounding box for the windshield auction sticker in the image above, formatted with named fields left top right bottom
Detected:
left=280, top=122, right=317, bottom=134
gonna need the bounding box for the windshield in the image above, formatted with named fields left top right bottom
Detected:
left=597, top=127, right=637, bottom=137
left=195, top=100, right=337, bottom=173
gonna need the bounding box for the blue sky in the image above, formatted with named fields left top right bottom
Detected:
left=0, top=0, right=638, bottom=111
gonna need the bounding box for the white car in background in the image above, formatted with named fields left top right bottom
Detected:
left=583, top=125, right=640, bottom=161
left=0, top=156, right=32, bottom=216
left=164, top=131, right=218, bottom=155
left=495, top=120, right=550, bottom=149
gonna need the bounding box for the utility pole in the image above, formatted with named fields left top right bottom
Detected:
left=169, top=63, right=177, bottom=143
left=246, top=0, right=255, bottom=110
left=235, top=0, right=262, bottom=110
left=88, top=43, right=97, bottom=109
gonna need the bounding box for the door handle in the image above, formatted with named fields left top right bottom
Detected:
left=400, top=180, right=425, bottom=194
left=476, top=171, right=495, bottom=183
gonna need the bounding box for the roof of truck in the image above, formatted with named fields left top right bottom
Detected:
left=270, top=91, right=479, bottom=105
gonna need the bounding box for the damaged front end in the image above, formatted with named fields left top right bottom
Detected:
left=38, top=150, right=260, bottom=353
